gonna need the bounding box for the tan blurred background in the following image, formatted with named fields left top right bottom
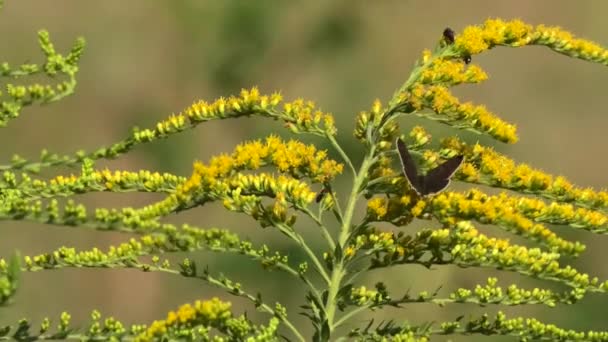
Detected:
left=0, top=1, right=607, bottom=340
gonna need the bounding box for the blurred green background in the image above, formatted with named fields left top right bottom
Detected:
left=1, top=1, right=607, bottom=340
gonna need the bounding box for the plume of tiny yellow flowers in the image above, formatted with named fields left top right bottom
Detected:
left=132, top=136, right=342, bottom=222
left=135, top=298, right=235, bottom=341
left=397, top=84, right=518, bottom=143
left=346, top=222, right=608, bottom=295
left=450, top=277, right=560, bottom=307
left=349, top=284, right=390, bottom=306
left=134, top=88, right=337, bottom=144
left=354, top=99, right=400, bottom=152
left=441, top=137, right=608, bottom=210
left=348, top=226, right=438, bottom=269
left=191, top=135, right=342, bottom=183
left=0, top=31, right=85, bottom=127
left=233, top=136, right=343, bottom=182
left=454, top=18, right=608, bottom=65
left=183, top=87, right=281, bottom=123
left=0, top=157, right=185, bottom=205
left=139, top=171, right=315, bottom=229
left=45, top=169, right=185, bottom=194
left=282, top=98, right=337, bottom=136
left=431, top=189, right=585, bottom=255
left=366, top=194, right=419, bottom=225
left=408, top=125, right=432, bottom=147
left=505, top=196, right=607, bottom=232
left=419, top=54, right=488, bottom=86
left=448, top=221, right=608, bottom=291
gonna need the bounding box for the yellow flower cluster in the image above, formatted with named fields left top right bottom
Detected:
left=135, top=87, right=280, bottom=141
left=350, top=285, right=389, bottom=306
left=136, top=297, right=232, bottom=341
left=368, top=154, right=399, bottom=182
left=138, top=136, right=342, bottom=223
left=450, top=277, right=558, bottom=306
left=504, top=195, right=607, bottom=232
left=139, top=171, right=315, bottom=228
left=46, top=169, right=184, bottom=193
left=456, top=19, right=533, bottom=54
left=419, top=57, right=488, bottom=85
left=366, top=195, right=416, bottom=224
left=195, top=136, right=343, bottom=184
left=453, top=18, right=608, bottom=65
left=185, top=87, right=282, bottom=122
left=449, top=221, right=606, bottom=290
left=354, top=99, right=400, bottom=151
left=441, top=138, right=608, bottom=210
left=282, top=98, right=337, bottom=136
left=347, top=226, right=446, bottom=270
left=409, top=125, right=432, bottom=147
left=351, top=228, right=405, bottom=260
left=533, top=24, right=608, bottom=64
left=399, top=85, right=518, bottom=143
left=22, top=237, right=165, bottom=269
left=133, top=88, right=336, bottom=143
left=233, top=136, right=343, bottom=181
left=431, top=190, right=585, bottom=255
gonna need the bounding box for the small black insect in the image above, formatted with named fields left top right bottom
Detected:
left=463, top=54, right=472, bottom=64
left=443, top=27, right=455, bottom=45
left=396, top=138, right=464, bottom=196
left=315, top=187, right=330, bottom=203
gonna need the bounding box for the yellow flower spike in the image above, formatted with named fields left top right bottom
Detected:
left=443, top=137, right=608, bottom=210
left=533, top=24, right=608, bottom=64
left=401, top=85, right=518, bottom=143
left=433, top=190, right=585, bottom=255
left=448, top=19, right=608, bottom=66
left=136, top=298, right=234, bottom=341
left=456, top=26, right=489, bottom=55
left=420, top=58, right=488, bottom=86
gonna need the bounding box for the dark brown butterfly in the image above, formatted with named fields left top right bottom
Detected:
left=396, top=138, right=463, bottom=196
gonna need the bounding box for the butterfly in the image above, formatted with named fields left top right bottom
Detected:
left=396, top=138, right=464, bottom=196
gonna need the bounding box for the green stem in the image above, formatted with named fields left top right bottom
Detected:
left=324, top=154, right=374, bottom=332
left=332, top=306, right=369, bottom=330
left=279, top=223, right=331, bottom=284
left=303, top=208, right=336, bottom=251
left=328, top=134, right=356, bottom=176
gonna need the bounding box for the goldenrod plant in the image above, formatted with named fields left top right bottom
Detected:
left=1, top=10, right=608, bottom=342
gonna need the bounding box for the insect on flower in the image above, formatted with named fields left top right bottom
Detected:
left=442, top=27, right=472, bottom=64
left=443, top=27, right=455, bottom=45
left=396, top=138, right=464, bottom=196
left=315, top=187, right=330, bottom=203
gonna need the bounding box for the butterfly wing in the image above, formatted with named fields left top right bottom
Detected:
left=420, top=155, right=464, bottom=195
left=396, top=138, right=423, bottom=194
